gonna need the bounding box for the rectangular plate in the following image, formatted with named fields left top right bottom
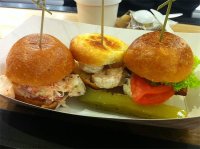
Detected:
left=1, top=16, right=200, bottom=129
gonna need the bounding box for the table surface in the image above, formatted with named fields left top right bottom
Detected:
left=1, top=7, right=200, bottom=148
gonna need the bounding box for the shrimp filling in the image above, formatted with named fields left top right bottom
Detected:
left=79, top=63, right=104, bottom=73
left=80, top=63, right=126, bottom=89
left=91, top=67, right=126, bottom=89
left=123, top=78, right=132, bottom=97
left=14, top=74, right=86, bottom=104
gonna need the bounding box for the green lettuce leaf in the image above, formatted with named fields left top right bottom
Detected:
left=166, top=56, right=200, bottom=91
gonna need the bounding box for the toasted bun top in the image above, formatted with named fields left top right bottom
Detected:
left=70, top=33, right=128, bottom=66
left=6, top=34, right=75, bottom=86
left=124, top=31, right=194, bottom=83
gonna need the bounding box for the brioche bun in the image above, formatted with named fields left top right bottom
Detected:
left=15, top=94, right=59, bottom=109
left=124, top=31, right=194, bottom=83
left=6, top=34, right=75, bottom=87
left=70, top=33, right=128, bottom=66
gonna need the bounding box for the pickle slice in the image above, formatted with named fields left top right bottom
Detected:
left=78, top=88, right=187, bottom=119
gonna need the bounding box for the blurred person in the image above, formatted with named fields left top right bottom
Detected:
left=119, top=0, right=200, bottom=17
left=64, top=0, right=200, bottom=17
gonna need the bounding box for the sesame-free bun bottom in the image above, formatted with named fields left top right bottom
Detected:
left=15, top=93, right=59, bottom=109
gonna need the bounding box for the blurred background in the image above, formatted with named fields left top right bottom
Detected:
left=0, top=0, right=199, bottom=31
left=0, top=0, right=199, bottom=18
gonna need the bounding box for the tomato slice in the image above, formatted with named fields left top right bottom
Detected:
left=130, top=75, right=174, bottom=105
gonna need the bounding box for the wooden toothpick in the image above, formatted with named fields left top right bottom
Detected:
left=101, top=0, right=104, bottom=45
left=32, top=0, right=52, bottom=48
left=39, top=0, right=45, bottom=48
left=157, top=0, right=176, bottom=42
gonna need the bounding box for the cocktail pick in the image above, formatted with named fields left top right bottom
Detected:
left=32, top=0, right=52, bottom=48
left=157, top=0, right=176, bottom=42
left=101, top=0, right=104, bottom=45
left=158, top=0, right=190, bottom=115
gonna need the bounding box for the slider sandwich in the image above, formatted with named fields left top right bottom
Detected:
left=75, top=31, right=200, bottom=118
left=123, top=31, right=200, bottom=105
left=75, top=31, right=198, bottom=118
left=5, top=34, right=86, bottom=109
left=70, top=33, right=128, bottom=89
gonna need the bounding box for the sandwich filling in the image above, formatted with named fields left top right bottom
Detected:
left=0, top=75, right=15, bottom=98
left=14, top=74, right=86, bottom=104
left=79, top=63, right=127, bottom=89
left=123, top=56, right=200, bottom=105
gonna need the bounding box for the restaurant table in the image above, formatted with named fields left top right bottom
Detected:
left=0, top=7, right=200, bottom=148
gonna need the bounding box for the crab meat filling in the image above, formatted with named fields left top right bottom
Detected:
left=0, top=75, right=15, bottom=98
left=14, top=74, right=86, bottom=104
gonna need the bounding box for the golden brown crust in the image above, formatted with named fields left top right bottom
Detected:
left=15, top=94, right=59, bottom=109
left=70, top=33, right=128, bottom=66
left=124, top=31, right=194, bottom=83
left=6, top=34, right=75, bottom=86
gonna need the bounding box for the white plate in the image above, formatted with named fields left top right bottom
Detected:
left=1, top=16, right=200, bottom=129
